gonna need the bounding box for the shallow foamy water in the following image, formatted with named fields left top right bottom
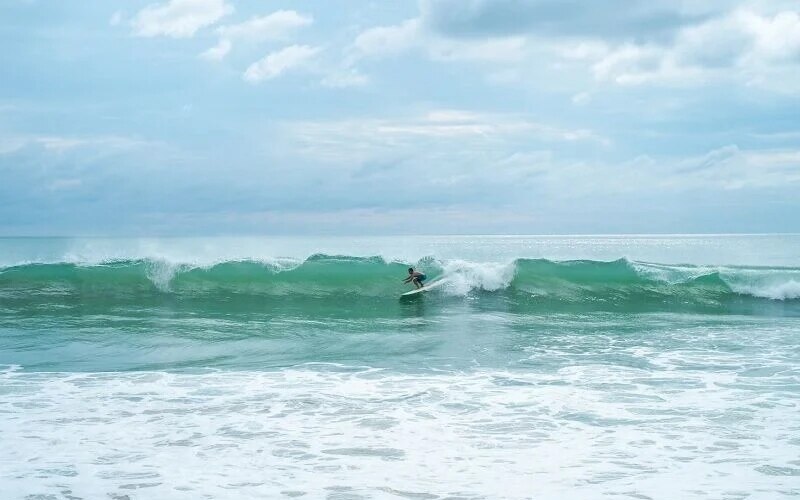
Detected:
left=3, top=357, right=798, bottom=499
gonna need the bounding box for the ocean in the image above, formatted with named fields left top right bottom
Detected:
left=1, top=235, right=799, bottom=499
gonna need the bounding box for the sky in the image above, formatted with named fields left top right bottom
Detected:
left=1, top=0, right=799, bottom=235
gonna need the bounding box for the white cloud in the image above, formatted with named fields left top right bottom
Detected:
left=351, top=18, right=527, bottom=65
left=314, top=111, right=600, bottom=141
left=345, top=17, right=529, bottom=85
left=450, top=144, right=800, bottom=202
left=742, top=10, right=800, bottom=62
left=429, top=36, right=527, bottom=63
left=131, top=0, right=233, bottom=38
left=344, top=4, right=800, bottom=94
left=282, top=110, right=606, bottom=163
left=200, top=38, right=231, bottom=61
left=587, top=9, right=800, bottom=89
left=591, top=44, right=704, bottom=86
left=37, top=136, right=152, bottom=153
left=36, top=137, right=87, bottom=151
left=352, top=19, right=420, bottom=59
left=0, top=135, right=155, bottom=155
left=0, top=137, right=29, bottom=154
left=202, top=10, right=313, bottom=62
left=557, top=145, right=800, bottom=195
left=675, top=145, right=800, bottom=190
left=217, top=10, right=312, bottom=41
left=278, top=104, right=799, bottom=198
left=243, top=45, right=321, bottom=83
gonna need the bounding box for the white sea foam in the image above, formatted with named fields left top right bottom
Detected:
left=1, top=364, right=797, bottom=499
left=438, top=259, right=516, bottom=295
left=718, top=267, right=800, bottom=301
left=139, top=257, right=304, bottom=291
left=730, top=279, right=800, bottom=300
left=632, top=261, right=800, bottom=300
left=630, top=261, right=717, bottom=284
left=143, top=260, right=185, bottom=292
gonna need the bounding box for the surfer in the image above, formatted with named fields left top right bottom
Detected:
left=403, top=268, right=427, bottom=289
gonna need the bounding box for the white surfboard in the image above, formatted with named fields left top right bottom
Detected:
left=401, top=278, right=447, bottom=296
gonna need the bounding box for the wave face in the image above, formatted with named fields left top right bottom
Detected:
left=2, top=255, right=799, bottom=316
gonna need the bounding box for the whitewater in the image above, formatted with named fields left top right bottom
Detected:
left=1, top=235, right=799, bottom=499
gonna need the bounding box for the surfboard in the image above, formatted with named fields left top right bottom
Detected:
left=401, top=278, right=447, bottom=297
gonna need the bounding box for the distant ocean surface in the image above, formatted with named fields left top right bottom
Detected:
left=1, top=235, right=799, bottom=499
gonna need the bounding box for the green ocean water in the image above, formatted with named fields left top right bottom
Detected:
left=1, top=235, right=799, bottom=498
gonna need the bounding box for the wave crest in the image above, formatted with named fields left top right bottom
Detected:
left=2, top=256, right=799, bottom=313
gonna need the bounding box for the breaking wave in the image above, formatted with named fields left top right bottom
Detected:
left=2, top=255, right=799, bottom=315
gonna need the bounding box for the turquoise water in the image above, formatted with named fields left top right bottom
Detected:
left=1, top=235, right=799, bottom=498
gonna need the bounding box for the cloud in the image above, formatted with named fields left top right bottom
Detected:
left=419, top=0, right=717, bottom=40
left=217, top=10, right=312, bottom=41
left=352, top=19, right=420, bottom=59
left=675, top=145, right=800, bottom=190
left=200, top=38, right=231, bottom=61
left=123, top=206, right=548, bottom=235
left=295, top=109, right=601, bottom=142
left=590, top=44, right=700, bottom=86
left=0, top=135, right=151, bottom=155
left=131, top=0, right=233, bottom=38
left=243, top=45, right=321, bottom=83
left=282, top=109, right=606, bottom=164
left=201, top=10, right=313, bottom=61
left=0, top=137, right=28, bottom=155
left=277, top=106, right=798, bottom=201
left=349, top=17, right=527, bottom=65
left=344, top=2, right=800, bottom=93
left=429, top=36, right=527, bottom=63
left=587, top=9, right=800, bottom=88
left=553, top=145, right=800, bottom=196
left=3, top=132, right=797, bottom=235
left=8, top=0, right=800, bottom=235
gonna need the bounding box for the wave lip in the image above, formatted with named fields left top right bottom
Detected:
left=728, top=279, right=800, bottom=301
